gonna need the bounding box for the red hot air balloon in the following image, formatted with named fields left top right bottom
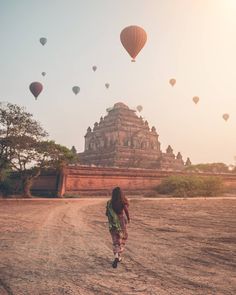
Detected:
left=169, top=78, right=176, bottom=87
left=193, top=96, right=199, bottom=104
left=120, top=25, right=147, bottom=62
left=29, top=82, right=43, bottom=100
left=222, top=113, right=229, bottom=121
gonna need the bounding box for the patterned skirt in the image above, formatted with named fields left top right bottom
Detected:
left=110, top=214, right=128, bottom=255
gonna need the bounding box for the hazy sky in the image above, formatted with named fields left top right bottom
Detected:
left=1, top=0, right=236, bottom=165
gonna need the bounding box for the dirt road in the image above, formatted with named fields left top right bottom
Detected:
left=0, top=198, right=236, bottom=295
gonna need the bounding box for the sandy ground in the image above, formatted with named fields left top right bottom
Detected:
left=0, top=197, right=236, bottom=295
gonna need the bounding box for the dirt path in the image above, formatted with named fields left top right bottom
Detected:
left=0, top=198, right=236, bottom=295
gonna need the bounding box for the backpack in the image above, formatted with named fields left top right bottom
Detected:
left=106, top=200, right=122, bottom=232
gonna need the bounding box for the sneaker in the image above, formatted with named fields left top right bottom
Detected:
left=112, top=258, right=119, bottom=268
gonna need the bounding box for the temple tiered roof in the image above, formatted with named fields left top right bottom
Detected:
left=78, top=102, right=188, bottom=170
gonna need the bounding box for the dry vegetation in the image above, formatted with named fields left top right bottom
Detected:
left=0, top=197, right=236, bottom=295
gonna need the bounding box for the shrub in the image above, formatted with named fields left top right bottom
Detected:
left=201, top=176, right=223, bottom=196
left=0, top=176, right=22, bottom=197
left=156, top=175, right=223, bottom=197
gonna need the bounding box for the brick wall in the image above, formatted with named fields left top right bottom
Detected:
left=59, top=165, right=236, bottom=196
left=30, top=165, right=236, bottom=197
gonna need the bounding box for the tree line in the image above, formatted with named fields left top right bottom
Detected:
left=184, top=163, right=236, bottom=174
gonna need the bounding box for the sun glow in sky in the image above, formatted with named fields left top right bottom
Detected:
left=0, top=0, right=236, bottom=165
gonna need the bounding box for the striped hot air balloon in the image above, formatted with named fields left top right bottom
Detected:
left=120, top=25, right=147, bottom=62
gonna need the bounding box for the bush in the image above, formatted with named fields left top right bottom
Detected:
left=0, top=176, right=22, bottom=197
left=201, top=176, right=223, bottom=196
left=156, top=175, right=223, bottom=197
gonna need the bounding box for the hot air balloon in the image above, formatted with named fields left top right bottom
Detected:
left=222, top=113, right=229, bottom=121
left=92, top=66, right=97, bottom=72
left=136, top=105, right=143, bottom=112
left=72, top=86, right=80, bottom=95
left=169, top=79, right=176, bottom=87
left=105, top=83, right=110, bottom=89
left=193, top=96, right=199, bottom=104
left=29, top=82, right=43, bottom=100
left=39, top=37, right=47, bottom=46
left=41, top=72, right=46, bottom=77
left=120, top=25, right=147, bottom=62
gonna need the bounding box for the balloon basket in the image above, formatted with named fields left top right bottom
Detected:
left=131, top=59, right=136, bottom=62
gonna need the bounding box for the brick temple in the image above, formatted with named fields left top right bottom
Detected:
left=78, top=102, right=191, bottom=170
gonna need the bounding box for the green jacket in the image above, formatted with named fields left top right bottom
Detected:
left=106, top=200, right=122, bottom=232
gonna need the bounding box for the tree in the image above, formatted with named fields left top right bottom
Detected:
left=17, top=140, right=74, bottom=197
left=0, top=102, right=47, bottom=181
left=0, top=140, right=10, bottom=182
left=0, top=102, right=75, bottom=197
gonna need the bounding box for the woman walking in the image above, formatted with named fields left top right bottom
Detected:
left=106, top=187, right=130, bottom=268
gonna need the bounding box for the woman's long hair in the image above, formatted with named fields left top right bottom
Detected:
left=111, top=187, right=129, bottom=214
